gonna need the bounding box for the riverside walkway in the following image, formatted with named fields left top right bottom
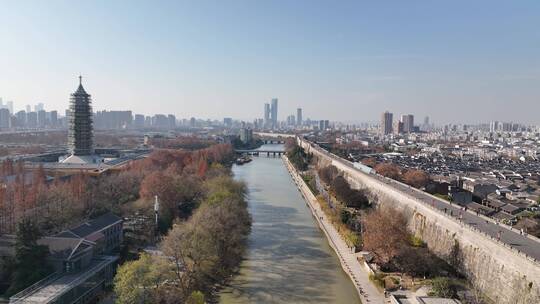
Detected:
left=301, top=139, right=540, bottom=262
left=283, top=156, right=385, bottom=304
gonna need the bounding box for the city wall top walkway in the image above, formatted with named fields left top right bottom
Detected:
left=299, top=138, right=540, bottom=262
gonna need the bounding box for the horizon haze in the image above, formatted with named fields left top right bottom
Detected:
left=1, top=1, right=539, bottom=124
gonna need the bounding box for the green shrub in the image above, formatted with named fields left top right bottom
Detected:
left=410, top=235, right=425, bottom=247
left=369, top=273, right=386, bottom=288
left=429, top=277, right=457, bottom=298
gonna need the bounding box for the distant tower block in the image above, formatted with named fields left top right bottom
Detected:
left=68, top=75, right=94, bottom=156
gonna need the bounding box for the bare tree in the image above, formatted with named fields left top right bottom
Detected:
left=362, top=207, right=409, bottom=265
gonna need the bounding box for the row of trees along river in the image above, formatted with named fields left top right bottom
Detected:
left=219, top=143, right=361, bottom=303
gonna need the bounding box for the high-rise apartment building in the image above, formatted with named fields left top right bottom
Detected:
left=168, top=114, right=176, bottom=129
left=0, top=108, right=11, bottom=129
left=240, top=127, right=253, bottom=144
left=134, top=114, right=145, bottom=128
left=6, top=101, right=13, bottom=114
left=27, top=112, right=38, bottom=128
left=264, top=103, right=270, bottom=127
left=15, top=110, right=26, bottom=127
left=319, top=120, right=329, bottom=131
left=286, top=115, right=296, bottom=126
left=94, top=110, right=133, bottom=129
left=223, top=117, right=233, bottom=128
left=144, top=116, right=152, bottom=127
left=271, top=98, right=278, bottom=129
left=50, top=110, right=58, bottom=127
left=37, top=110, right=47, bottom=128
left=394, top=120, right=404, bottom=134
left=152, top=114, right=169, bottom=129
left=35, top=102, right=44, bottom=112
left=297, top=108, right=302, bottom=126
left=380, top=111, right=393, bottom=135
left=400, top=114, right=414, bottom=133
left=0, top=99, right=14, bottom=114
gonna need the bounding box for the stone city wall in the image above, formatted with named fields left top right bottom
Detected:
left=299, top=138, right=540, bottom=304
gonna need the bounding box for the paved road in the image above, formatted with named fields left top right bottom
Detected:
left=284, top=156, right=386, bottom=303
left=304, top=140, right=540, bottom=262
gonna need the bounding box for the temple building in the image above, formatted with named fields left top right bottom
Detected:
left=60, top=76, right=102, bottom=164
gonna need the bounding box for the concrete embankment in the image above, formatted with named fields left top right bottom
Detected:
left=283, top=156, right=385, bottom=304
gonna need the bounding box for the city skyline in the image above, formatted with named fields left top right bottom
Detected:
left=1, top=1, right=540, bottom=124
left=1, top=3, right=539, bottom=304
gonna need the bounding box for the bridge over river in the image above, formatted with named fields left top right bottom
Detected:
left=235, top=142, right=286, bottom=156
left=235, top=149, right=285, bottom=156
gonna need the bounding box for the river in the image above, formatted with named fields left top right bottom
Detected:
left=219, top=144, right=360, bottom=304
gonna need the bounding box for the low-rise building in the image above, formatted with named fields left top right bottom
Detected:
left=9, top=213, right=122, bottom=304
left=448, top=186, right=473, bottom=205
left=462, top=180, right=497, bottom=200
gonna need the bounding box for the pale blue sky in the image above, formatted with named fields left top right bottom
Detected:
left=1, top=1, right=539, bottom=124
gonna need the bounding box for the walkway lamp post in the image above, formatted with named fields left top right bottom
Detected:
left=154, top=195, right=159, bottom=236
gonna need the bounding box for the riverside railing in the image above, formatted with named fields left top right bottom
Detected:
left=9, top=272, right=61, bottom=303
left=283, top=156, right=381, bottom=303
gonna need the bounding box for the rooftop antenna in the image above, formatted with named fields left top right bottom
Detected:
left=79, top=74, right=82, bottom=85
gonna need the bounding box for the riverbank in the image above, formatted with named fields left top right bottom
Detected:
left=220, top=155, right=360, bottom=303
left=283, top=156, right=385, bottom=304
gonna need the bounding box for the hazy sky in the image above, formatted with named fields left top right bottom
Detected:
left=1, top=1, right=539, bottom=124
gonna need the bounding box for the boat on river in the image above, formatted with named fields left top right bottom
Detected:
left=235, top=155, right=252, bottom=165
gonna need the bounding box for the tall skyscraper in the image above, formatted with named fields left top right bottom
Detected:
left=50, top=110, right=58, bottom=127
left=6, top=101, right=13, bottom=114
left=406, top=114, right=414, bottom=133
left=67, top=76, right=94, bottom=156
left=35, top=102, right=44, bottom=112
left=380, top=111, right=393, bottom=135
left=400, top=114, right=414, bottom=133
left=0, top=108, right=11, bottom=129
left=271, top=98, right=278, bottom=129
left=297, top=108, right=302, bottom=126
left=264, top=103, right=270, bottom=127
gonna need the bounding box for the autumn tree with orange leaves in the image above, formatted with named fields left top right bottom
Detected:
left=374, top=162, right=401, bottom=180
left=402, top=169, right=430, bottom=189
left=0, top=142, right=235, bottom=235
